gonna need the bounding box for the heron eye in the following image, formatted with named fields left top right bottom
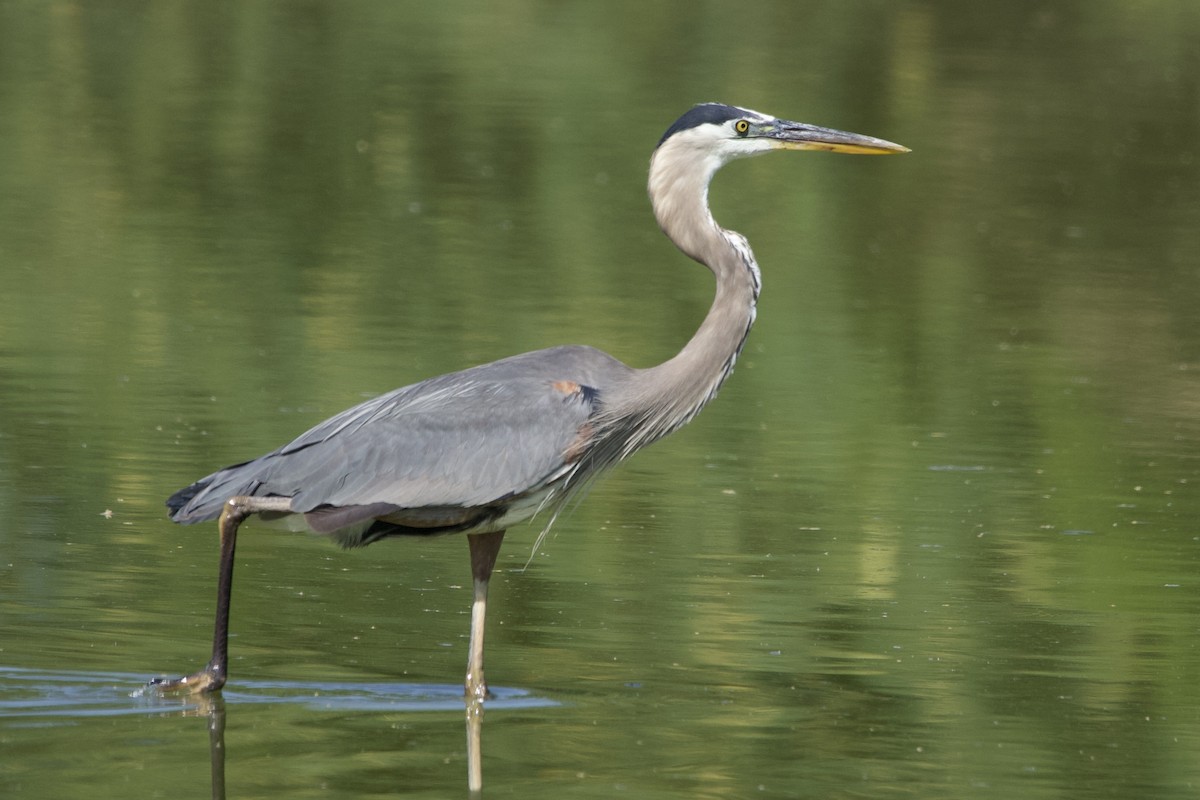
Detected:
left=734, top=119, right=750, bottom=136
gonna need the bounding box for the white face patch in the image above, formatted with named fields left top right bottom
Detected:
left=715, top=107, right=787, bottom=160
left=665, top=112, right=778, bottom=163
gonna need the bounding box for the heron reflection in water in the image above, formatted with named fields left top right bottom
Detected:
left=151, top=102, right=906, bottom=788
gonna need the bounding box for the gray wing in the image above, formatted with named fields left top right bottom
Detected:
left=167, top=345, right=630, bottom=527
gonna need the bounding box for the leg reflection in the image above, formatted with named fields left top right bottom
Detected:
left=466, top=695, right=484, bottom=794
left=207, top=696, right=227, bottom=800
left=188, top=688, right=484, bottom=796
left=184, top=693, right=227, bottom=800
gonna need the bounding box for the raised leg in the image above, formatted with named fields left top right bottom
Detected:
left=464, top=529, right=505, bottom=701
left=150, top=495, right=292, bottom=695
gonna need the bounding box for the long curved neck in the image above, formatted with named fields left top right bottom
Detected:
left=599, top=141, right=762, bottom=458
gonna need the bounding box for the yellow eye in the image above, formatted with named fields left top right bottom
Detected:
left=734, top=119, right=750, bottom=136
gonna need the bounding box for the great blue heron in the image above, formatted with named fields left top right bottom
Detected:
left=151, top=103, right=907, bottom=700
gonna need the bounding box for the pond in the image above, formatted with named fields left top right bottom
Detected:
left=2, top=2, right=1199, bottom=798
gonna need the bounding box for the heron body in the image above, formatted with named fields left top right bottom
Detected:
left=154, top=103, right=907, bottom=699
left=168, top=345, right=629, bottom=547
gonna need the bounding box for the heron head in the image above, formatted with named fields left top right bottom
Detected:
left=656, top=103, right=909, bottom=164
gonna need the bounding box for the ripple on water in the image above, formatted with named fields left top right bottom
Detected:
left=0, top=666, right=554, bottom=722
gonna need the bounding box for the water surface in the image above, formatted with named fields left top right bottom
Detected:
left=2, top=2, right=1200, bottom=798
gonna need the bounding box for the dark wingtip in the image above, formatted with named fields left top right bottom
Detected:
left=165, top=479, right=210, bottom=522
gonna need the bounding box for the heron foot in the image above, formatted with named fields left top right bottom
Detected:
left=148, top=662, right=226, bottom=695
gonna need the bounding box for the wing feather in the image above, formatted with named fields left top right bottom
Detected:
left=167, top=346, right=630, bottom=526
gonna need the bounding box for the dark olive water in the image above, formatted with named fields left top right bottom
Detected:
left=2, top=2, right=1200, bottom=798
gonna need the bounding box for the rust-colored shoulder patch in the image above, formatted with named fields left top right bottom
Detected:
left=551, top=379, right=582, bottom=396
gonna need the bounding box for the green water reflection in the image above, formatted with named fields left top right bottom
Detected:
left=2, top=2, right=1200, bottom=798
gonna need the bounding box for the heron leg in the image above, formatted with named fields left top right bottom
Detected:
left=464, top=529, right=505, bottom=701
left=150, top=495, right=291, bottom=695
